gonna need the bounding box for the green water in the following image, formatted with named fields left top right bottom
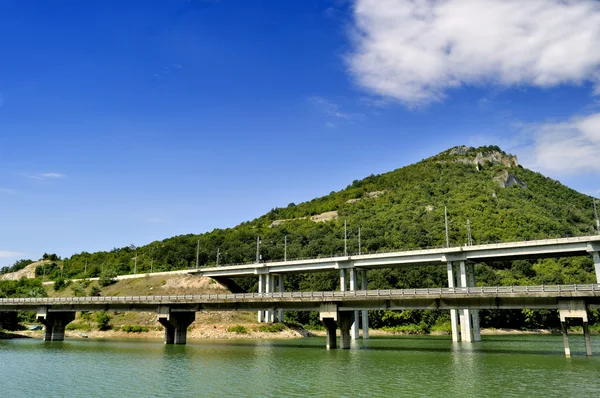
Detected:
left=1, top=335, right=599, bottom=397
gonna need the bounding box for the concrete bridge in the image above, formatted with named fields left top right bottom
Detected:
left=1, top=284, right=599, bottom=356
left=190, top=235, right=600, bottom=345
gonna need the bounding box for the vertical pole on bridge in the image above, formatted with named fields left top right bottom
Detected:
left=258, top=274, right=265, bottom=323
left=349, top=268, right=359, bottom=340
left=459, top=261, right=473, bottom=343
left=447, top=262, right=460, bottom=343
left=361, top=270, right=369, bottom=339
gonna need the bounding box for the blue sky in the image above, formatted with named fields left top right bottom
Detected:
left=2, top=0, right=600, bottom=266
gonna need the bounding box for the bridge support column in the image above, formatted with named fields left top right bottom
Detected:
left=349, top=268, right=359, bottom=340
left=559, top=299, right=592, bottom=357
left=258, top=274, right=265, bottom=323
left=593, top=251, right=600, bottom=283
left=320, top=303, right=352, bottom=349
left=561, top=322, right=571, bottom=358
left=459, top=261, right=473, bottom=343
left=265, top=274, right=274, bottom=323
left=36, top=307, right=75, bottom=341
left=447, top=262, right=460, bottom=343
left=157, top=307, right=195, bottom=345
left=339, top=311, right=353, bottom=349
left=339, top=269, right=346, bottom=291
left=269, top=274, right=276, bottom=322
left=361, top=270, right=369, bottom=339
left=468, top=263, right=481, bottom=342
left=323, top=318, right=337, bottom=349
left=277, top=275, right=285, bottom=322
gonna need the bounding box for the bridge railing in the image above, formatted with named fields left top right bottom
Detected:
left=1, top=284, right=599, bottom=305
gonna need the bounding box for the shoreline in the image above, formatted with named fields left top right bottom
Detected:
left=3, top=327, right=596, bottom=341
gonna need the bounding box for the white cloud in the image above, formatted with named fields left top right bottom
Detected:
left=0, top=251, right=26, bottom=259
left=519, top=112, right=600, bottom=175
left=349, top=0, right=600, bottom=106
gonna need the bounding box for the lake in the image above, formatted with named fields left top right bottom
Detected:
left=1, top=334, right=599, bottom=397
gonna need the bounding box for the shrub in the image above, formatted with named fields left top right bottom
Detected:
left=66, top=323, right=91, bottom=331
left=227, top=325, right=249, bottom=334
left=89, top=285, right=101, bottom=297
left=53, top=277, right=67, bottom=291
left=121, top=325, right=149, bottom=333
left=95, top=311, right=111, bottom=331
left=71, top=282, right=86, bottom=297
left=98, top=270, right=117, bottom=287
left=254, top=323, right=286, bottom=333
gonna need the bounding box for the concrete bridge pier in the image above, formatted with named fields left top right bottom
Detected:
left=277, top=274, right=285, bottom=322
left=559, top=300, right=593, bottom=357
left=361, top=270, right=369, bottom=339
left=323, top=318, right=337, bottom=349
left=157, top=307, right=195, bottom=345
left=459, top=261, right=473, bottom=343
left=447, top=262, right=460, bottom=342
left=36, top=307, right=75, bottom=341
left=257, top=274, right=265, bottom=323
left=349, top=269, right=359, bottom=340
left=592, top=251, right=600, bottom=283
left=320, top=303, right=352, bottom=349
left=468, top=263, right=481, bottom=341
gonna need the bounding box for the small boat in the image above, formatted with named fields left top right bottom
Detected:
left=77, top=332, right=88, bottom=338
left=28, top=325, right=43, bottom=331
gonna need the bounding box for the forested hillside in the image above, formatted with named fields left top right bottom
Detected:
left=5, top=145, right=599, bottom=331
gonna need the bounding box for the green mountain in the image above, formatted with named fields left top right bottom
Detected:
left=30, top=145, right=600, bottom=330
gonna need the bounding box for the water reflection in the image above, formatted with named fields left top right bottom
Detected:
left=1, top=335, right=599, bottom=397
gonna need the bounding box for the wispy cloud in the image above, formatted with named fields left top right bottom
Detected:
left=309, top=96, right=363, bottom=122
left=0, top=188, right=17, bottom=194
left=348, top=0, right=600, bottom=107
left=23, top=172, right=66, bottom=180
left=515, top=112, right=600, bottom=176
left=0, top=250, right=26, bottom=259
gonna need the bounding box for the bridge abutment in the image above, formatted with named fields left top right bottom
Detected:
left=157, top=307, right=195, bottom=345
left=36, top=307, right=75, bottom=341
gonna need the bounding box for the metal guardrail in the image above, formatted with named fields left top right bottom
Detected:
left=2, top=284, right=599, bottom=305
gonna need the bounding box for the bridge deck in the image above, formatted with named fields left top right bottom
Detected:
left=2, top=284, right=599, bottom=312
left=194, top=235, right=600, bottom=277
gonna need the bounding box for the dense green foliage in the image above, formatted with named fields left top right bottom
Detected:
left=0, top=279, right=47, bottom=330
left=121, top=325, right=149, bottom=333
